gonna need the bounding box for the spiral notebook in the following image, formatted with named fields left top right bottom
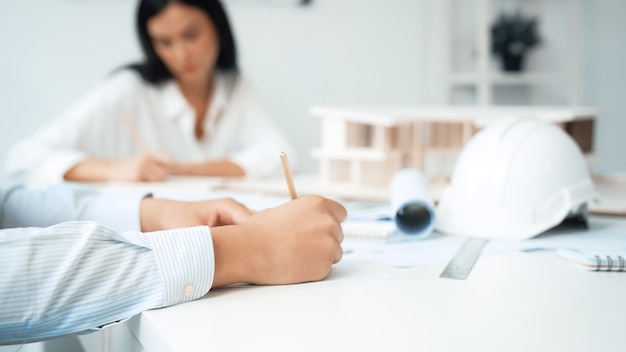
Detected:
left=557, top=248, right=626, bottom=272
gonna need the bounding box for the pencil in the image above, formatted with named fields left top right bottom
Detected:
left=119, top=113, right=150, bottom=152
left=280, top=152, right=298, bottom=199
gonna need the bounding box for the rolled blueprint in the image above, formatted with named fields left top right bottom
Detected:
left=390, top=168, right=435, bottom=237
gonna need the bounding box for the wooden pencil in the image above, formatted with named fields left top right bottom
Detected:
left=280, top=152, right=298, bottom=200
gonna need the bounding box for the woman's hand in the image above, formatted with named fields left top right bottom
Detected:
left=110, top=153, right=172, bottom=182
left=64, top=153, right=172, bottom=182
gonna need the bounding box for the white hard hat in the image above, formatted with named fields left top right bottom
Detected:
left=435, top=116, right=595, bottom=240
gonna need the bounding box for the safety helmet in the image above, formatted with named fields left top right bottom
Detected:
left=435, top=116, right=595, bottom=240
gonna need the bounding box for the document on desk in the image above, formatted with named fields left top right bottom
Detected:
left=484, top=216, right=626, bottom=255
left=343, top=233, right=466, bottom=268
left=341, top=216, right=626, bottom=269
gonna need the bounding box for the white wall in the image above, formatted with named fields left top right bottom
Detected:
left=228, top=0, right=429, bottom=172
left=0, top=0, right=141, bottom=178
left=581, top=0, right=626, bottom=173
left=0, top=0, right=624, bottom=178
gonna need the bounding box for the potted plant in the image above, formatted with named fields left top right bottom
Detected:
left=491, top=11, right=541, bottom=72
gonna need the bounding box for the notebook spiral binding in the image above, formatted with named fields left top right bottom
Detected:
left=595, top=255, right=626, bottom=272
left=558, top=248, right=626, bottom=272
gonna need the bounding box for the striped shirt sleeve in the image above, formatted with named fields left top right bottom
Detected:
left=0, top=222, right=214, bottom=345
left=0, top=186, right=215, bottom=345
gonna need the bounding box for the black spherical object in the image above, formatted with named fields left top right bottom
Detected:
left=396, top=203, right=432, bottom=235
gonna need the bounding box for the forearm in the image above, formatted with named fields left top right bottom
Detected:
left=170, top=159, right=245, bottom=177
left=64, top=158, right=119, bottom=182
left=140, top=197, right=191, bottom=232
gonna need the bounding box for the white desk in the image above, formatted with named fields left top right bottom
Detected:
left=67, top=182, right=626, bottom=351
left=116, top=238, right=626, bottom=352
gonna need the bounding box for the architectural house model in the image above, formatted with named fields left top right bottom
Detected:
left=310, top=106, right=596, bottom=194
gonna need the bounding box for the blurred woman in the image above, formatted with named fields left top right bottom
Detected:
left=6, top=0, right=294, bottom=185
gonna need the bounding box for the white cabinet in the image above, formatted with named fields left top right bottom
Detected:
left=442, top=0, right=583, bottom=106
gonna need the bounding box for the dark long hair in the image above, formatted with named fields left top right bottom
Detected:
left=129, top=0, right=238, bottom=84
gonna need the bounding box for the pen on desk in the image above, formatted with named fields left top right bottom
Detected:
left=119, top=113, right=151, bottom=152
left=280, top=152, right=298, bottom=200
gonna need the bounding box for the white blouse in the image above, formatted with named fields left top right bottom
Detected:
left=5, top=70, right=295, bottom=186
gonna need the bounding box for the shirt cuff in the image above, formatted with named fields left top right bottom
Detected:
left=91, top=190, right=149, bottom=232
left=148, top=226, right=215, bottom=306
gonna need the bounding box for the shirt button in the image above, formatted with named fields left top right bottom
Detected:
left=183, top=284, right=194, bottom=296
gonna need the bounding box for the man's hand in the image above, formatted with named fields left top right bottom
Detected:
left=211, top=196, right=347, bottom=287
left=140, top=197, right=254, bottom=232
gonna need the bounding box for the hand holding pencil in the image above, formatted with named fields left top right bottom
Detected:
left=115, top=113, right=172, bottom=182
left=220, top=156, right=347, bottom=284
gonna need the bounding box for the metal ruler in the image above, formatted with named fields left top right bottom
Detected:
left=439, top=238, right=488, bottom=280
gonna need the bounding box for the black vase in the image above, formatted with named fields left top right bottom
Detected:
left=501, top=54, right=524, bottom=72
